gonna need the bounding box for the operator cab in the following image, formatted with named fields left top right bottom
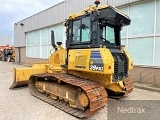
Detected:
left=66, top=5, right=130, bottom=49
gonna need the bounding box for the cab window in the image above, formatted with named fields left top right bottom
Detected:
left=100, top=26, right=115, bottom=45
left=72, top=16, right=90, bottom=43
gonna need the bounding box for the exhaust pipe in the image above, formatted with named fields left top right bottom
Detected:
left=51, top=30, right=58, bottom=51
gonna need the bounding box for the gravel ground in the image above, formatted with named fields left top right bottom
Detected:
left=0, top=61, right=160, bottom=120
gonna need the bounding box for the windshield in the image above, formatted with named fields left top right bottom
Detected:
left=100, top=26, right=115, bottom=45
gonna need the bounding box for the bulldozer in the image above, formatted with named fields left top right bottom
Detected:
left=10, top=1, right=133, bottom=118
left=0, top=44, right=15, bottom=62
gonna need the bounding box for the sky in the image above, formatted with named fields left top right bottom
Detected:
left=0, top=0, right=64, bottom=39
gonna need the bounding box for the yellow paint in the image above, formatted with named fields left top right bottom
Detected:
left=68, top=71, right=126, bottom=93
left=67, top=47, right=133, bottom=93
left=13, top=65, right=47, bottom=82
left=68, top=5, right=129, bottom=20
left=11, top=4, right=133, bottom=95
left=68, top=48, right=114, bottom=74
left=12, top=52, right=15, bottom=61
left=47, top=45, right=66, bottom=73
left=106, top=82, right=125, bottom=93
left=12, top=43, right=133, bottom=94
left=68, top=71, right=112, bottom=86
left=12, top=45, right=66, bottom=86
left=123, top=50, right=134, bottom=70
left=32, top=63, right=47, bottom=68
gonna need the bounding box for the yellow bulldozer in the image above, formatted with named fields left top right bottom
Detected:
left=10, top=1, right=133, bottom=118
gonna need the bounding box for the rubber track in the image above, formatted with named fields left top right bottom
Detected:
left=28, top=73, right=108, bottom=118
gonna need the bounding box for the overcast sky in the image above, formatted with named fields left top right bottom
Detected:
left=0, top=0, right=64, bottom=38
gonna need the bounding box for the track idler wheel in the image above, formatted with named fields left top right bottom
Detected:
left=77, top=91, right=89, bottom=108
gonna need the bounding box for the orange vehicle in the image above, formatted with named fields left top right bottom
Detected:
left=0, top=44, right=15, bottom=62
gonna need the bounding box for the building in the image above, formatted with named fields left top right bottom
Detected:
left=0, top=35, right=12, bottom=46
left=14, top=0, right=160, bottom=86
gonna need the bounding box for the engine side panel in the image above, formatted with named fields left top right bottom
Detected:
left=67, top=48, right=134, bottom=94
left=68, top=48, right=114, bottom=74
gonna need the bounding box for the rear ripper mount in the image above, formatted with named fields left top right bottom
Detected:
left=29, top=73, right=108, bottom=118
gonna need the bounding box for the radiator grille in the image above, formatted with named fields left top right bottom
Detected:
left=112, top=53, right=128, bottom=81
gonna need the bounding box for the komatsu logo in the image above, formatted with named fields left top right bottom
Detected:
left=90, top=65, right=103, bottom=71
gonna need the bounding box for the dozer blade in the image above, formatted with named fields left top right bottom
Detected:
left=10, top=64, right=47, bottom=89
